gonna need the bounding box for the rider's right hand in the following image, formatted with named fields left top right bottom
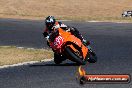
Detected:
left=45, top=35, right=49, bottom=41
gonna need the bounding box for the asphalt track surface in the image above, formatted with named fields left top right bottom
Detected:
left=0, top=18, right=132, bottom=88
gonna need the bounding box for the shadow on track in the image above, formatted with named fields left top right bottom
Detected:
left=29, top=62, right=80, bottom=67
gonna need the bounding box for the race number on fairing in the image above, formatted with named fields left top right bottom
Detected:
left=54, top=36, right=64, bottom=48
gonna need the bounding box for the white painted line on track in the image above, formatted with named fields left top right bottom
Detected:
left=86, top=20, right=103, bottom=22
left=86, top=20, right=125, bottom=23
left=60, top=20, right=131, bottom=23
left=0, top=58, right=53, bottom=69
left=108, top=21, right=130, bottom=23
left=17, top=47, right=24, bottom=49
left=58, top=20, right=72, bottom=22
left=17, top=47, right=35, bottom=50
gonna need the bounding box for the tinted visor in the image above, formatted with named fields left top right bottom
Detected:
left=46, top=22, right=54, bottom=28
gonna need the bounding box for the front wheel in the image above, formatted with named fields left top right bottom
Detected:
left=64, top=46, right=86, bottom=65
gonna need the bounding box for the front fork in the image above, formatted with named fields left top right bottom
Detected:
left=83, top=45, right=92, bottom=62
left=87, top=45, right=92, bottom=50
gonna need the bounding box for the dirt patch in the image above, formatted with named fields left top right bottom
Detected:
left=0, top=46, right=53, bottom=66
left=0, top=0, right=132, bottom=21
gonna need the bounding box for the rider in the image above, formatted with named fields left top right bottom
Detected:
left=43, top=16, right=89, bottom=46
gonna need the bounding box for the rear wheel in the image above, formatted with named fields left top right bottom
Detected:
left=54, top=53, right=66, bottom=64
left=64, top=46, right=86, bottom=65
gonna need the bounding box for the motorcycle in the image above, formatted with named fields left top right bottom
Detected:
left=46, top=28, right=97, bottom=65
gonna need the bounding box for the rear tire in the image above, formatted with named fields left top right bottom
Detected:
left=64, top=46, right=86, bottom=65
left=54, top=53, right=66, bottom=64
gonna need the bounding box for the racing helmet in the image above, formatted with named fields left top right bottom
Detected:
left=45, top=16, right=56, bottom=30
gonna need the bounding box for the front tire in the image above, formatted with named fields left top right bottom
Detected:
left=64, top=46, right=86, bottom=65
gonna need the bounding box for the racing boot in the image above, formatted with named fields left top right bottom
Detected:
left=54, top=53, right=66, bottom=64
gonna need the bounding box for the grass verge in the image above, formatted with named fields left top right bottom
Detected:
left=0, top=46, right=53, bottom=66
left=0, top=0, right=132, bottom=22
